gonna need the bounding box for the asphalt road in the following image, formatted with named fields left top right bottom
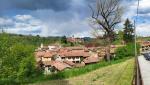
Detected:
left=138, top=55, right=150, bottom=85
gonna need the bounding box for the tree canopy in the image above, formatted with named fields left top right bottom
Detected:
left=123, top=18, right=134, bottom=43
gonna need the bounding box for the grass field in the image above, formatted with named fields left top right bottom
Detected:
left=30, top=58, right=135, bottom=85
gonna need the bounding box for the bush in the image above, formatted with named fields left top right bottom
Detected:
left=115, top=43, right=140, bottom=60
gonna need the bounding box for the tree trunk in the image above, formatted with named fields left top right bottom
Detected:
left=106, top=36, right=111, bottom=61
left=106, top=45, right=111, bottom=61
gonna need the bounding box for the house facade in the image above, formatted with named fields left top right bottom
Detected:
left=140, top=41, right=150, bottom=54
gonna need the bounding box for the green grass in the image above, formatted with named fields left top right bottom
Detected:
left=28, top=57, right=134, bottom=84
left=30, top=58, right=135, bottom=85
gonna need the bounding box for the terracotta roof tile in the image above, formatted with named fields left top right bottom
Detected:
left=83, top=55, right=100, bottom=64
left=63, top=60, right=75, bottom=66
left=141, top=41, right=150, bottom=46
left=60, top=50, right=90, bottom=58
left=43, top=51, right=56, bottom=58
left=35, top=51, right=45, bottom=57
left=43, top=61, right=71, bottom=71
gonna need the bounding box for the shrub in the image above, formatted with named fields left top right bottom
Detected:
left=115, top=43, right=140, bottom=60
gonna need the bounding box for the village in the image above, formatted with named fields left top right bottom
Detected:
left=35, top=37, right=123, bottom=74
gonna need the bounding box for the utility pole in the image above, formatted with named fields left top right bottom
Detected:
left=134, top=20, right=137, bottom=57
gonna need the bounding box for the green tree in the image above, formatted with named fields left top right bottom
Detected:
left=0, top=38, right=37, bottom=84
left=113, top=30, right=124, bottom=44
left=61, top=36, right=67, bottom=44
left=115, top=43, right=140, bottom=60
left=123, top=18, right=134, bottom=43
left=70, top=42, right=74, bottom=46
left=118, top=31, right=123, bottom=41
left=17, top=56, right=36, bottom=82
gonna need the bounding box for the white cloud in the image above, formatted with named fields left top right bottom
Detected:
left=0, top=17, right=13, bottom=26
left=1, top=14, right=91, bottom=37
left=121, top=0, right=150, bottom=36
left=14, top=15, right=32, bottom=21
left=136, top=23, right=150, bottom=36
left=42, top=13, right=91, bottom=37
left=122, top=0, right=150, bottom=20
left=136, top=0, right=150, bottom=36
left=139, top=0, right=150, bottom=9
left=0, top=15, right=43, bottom=35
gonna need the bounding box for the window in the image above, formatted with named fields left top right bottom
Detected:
left=76, top=61, right=79, bottom=63
left=50, top=66, right=55, bottom=72
left=73, top=57, right=75, bottom=60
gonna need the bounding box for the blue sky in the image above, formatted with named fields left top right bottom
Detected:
left=0, top=0, right=150, bottom=37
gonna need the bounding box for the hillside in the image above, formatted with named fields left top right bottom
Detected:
left=31, top=58, right=134, bottom=85
left=0, top=33, right=62, bottom=46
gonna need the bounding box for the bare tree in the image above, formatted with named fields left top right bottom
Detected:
left=89, top=0, right=123, bottom=61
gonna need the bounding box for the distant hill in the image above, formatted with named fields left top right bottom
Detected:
left=137, top=36, right=150, bottom=41
left=0, top=33, right=62, bottom=46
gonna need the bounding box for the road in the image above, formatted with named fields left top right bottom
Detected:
left=138, top=55, right=150, bottom=85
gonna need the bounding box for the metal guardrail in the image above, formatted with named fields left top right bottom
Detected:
left=133, top=57, right=143, bottom=85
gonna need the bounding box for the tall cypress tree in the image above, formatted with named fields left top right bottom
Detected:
left=123, top=18, right=134, bottom=43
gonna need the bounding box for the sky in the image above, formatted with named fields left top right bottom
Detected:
left=0, top=0, right=150, bottom=37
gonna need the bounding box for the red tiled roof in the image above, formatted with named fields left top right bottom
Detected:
left=43, top=61, right=71, bottom=71
left=63, top=60, right=75, bottom=66
left=43, top=51, right=56, bottom=58
left=35, top=51, right=45, bottom=57
left=141, top=41, right=150, bottom=46
left=57, top=47, right=90, bottom=58
left=83, top=56, right=100, bottom=64
left=67, top=37, right=76, bottom=42
left=52, top=61, right=71, bottom=71
left=36, top=46, right=91, bottom=58
left=60, top=50, right=90, bottom=58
